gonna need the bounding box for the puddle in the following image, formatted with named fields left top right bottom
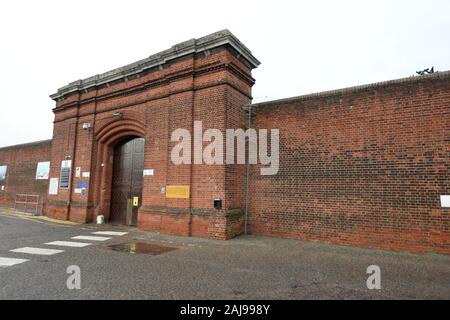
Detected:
left=107, top=242, right=178, bottom=256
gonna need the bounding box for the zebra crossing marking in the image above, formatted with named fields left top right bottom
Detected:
left=0, top=257, right=29, bottom=267
left=72, top=235, right=111, bottom=241
left=92, top=231, right=128, bottom=236
left=45, top=241, right=91, bottom=248
left=10, top=247, right=64, bottom=256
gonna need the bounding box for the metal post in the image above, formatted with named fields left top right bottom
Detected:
left=35, top=195, right=39, bottom=215
left=244, top=105, right=252, bottom=235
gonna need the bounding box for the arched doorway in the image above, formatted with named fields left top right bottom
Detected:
left=109, top=137, right=145, bottom=226
left=92, top=111, right=146, bottom=225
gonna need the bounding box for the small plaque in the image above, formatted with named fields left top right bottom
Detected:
left=165, top=185, right=190, bottom=199
left=74, top=188, right=82, bottom=194
left=143, top=169, right=154, bottom=176
left=441, top=195, right=450, bottom=208
left=62, top=160, right=72, bottom=168
left=75, top=167, right=81, bottom=178
left=82, top=172, right=90, bottom=178
left=49, top=178, right=58, bottom=195
left=76, top=182, right=88, bottom=189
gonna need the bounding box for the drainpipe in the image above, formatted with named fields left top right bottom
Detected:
left=188, top=71, right=195, bottom=236
left=67, top=99, right=80, bottom=221
left=244, top=104, right=252, bottom=235
left=87, top=90, right=98, bottom=222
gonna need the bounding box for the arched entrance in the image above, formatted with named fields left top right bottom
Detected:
left=93, top=111, right=146, bottom=226
left=110, top=137, right=145, bottom=226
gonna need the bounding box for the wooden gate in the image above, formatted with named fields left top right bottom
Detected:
left=110, top=137, right=145, bottom=226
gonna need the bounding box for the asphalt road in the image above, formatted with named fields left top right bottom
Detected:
left=0, top=212, right=449, bottom=300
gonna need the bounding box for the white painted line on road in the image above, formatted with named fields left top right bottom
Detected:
left=10, top=247, right=64, bottom=256
left=0, top=257, right=29, bottom=267
left=92, top=231, right=128, bottom=236
left=45, top=241, right=91, bottom=248
left=72, top=235, right=111, bottom=241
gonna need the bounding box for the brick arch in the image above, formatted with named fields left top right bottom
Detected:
left=92, top=112, right=146, bottom=222
left=95, top=112, right=146, bottom=146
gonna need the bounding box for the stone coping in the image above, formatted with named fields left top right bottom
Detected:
left=252, top=70, right=450, bottom=108
left=50, top=29, right=260, bottom=101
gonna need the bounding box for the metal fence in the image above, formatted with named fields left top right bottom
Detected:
left=14, top=194, right=41, bottom=215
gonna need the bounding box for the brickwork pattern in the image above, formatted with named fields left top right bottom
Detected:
left=249, top=74, right=450, bottom=254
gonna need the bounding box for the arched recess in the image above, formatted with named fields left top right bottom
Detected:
left=92, top=112, right=146, bottom=223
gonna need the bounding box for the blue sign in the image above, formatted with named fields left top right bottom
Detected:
left=76, top=182, right=89, bottom=189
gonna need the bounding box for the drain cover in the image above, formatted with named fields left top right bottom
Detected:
left=107, top=242, right=177, bottom=255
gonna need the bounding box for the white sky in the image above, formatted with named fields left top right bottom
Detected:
left=1, top=0, right=449, bottom=147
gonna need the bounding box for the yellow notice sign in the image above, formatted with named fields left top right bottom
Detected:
left=166, top=185, right=190, bottom=199
left=133, top=197, right=139, bottom=206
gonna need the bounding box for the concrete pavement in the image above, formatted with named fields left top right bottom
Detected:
left=0, top=212, right=449, bottom=300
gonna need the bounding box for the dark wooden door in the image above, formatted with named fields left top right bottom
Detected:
left=110, top=137, right=145, bottom=226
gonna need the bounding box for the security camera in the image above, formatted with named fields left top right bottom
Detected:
left=82, top=123, right=91, bottom=130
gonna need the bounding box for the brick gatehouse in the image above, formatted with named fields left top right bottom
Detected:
left=0, top=30, right=449, bottom=254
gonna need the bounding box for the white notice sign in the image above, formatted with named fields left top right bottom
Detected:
left=49, top=178, right=58, bottom=195
left=82, top=172, right=90, bottom=178
left=143, top=169, right=154, bottom=176
left=62, top=160, right=72, bottom=168
left=441, top=195, right=450, bottom=208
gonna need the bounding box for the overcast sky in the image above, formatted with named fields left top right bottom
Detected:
left=1, top=0, right=449, bottom=147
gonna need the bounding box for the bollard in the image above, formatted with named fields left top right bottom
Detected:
left=96, top=215, right=105, bottom=225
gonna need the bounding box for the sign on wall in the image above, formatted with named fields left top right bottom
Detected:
left=76, top=182, right=88, bottom=189
left=36, top=161, right=50, bottom=180
left=165, top=185, right=190, bottom=199
left=441, top=195, right=450, bottom=208
left=60, top=160, right=72, bottom=189
left=49, top=178, right=58, bottom=195
left=143, top=169, right=154, bottom=176
left=0, top=165, right=7, bottom=181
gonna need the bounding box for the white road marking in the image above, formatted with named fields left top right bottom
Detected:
left=92, top=231, right=128, bottom=236
left=10, top=247, right=64, bottom=256
left=0, top=257, right=29, bottom=267
left=72, top=235, right=111, bottom=241
left=45, top=241, right=91, bottom=248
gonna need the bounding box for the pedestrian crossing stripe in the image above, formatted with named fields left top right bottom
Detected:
left=10, top=247, right=64, bottom=255
left=45, top=241, right=91, bottom=248
left=92, top=231, right=128, bottom=236
left=72, top=235, right=111, bottom=241
left=0, top=257, right=29, bottom=267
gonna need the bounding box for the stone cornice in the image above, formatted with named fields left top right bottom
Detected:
left=50, top=29, right=260, bottom=101
left=52, top=61, right=254, bottom=113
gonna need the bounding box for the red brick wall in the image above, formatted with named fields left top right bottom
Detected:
left=0, top=140, right=52, bottom=212
left=47, top=46, right=255, bottom=238
left=6, top=34, right=447, bottom=255
left=249, top=72, right=450, bottom=254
